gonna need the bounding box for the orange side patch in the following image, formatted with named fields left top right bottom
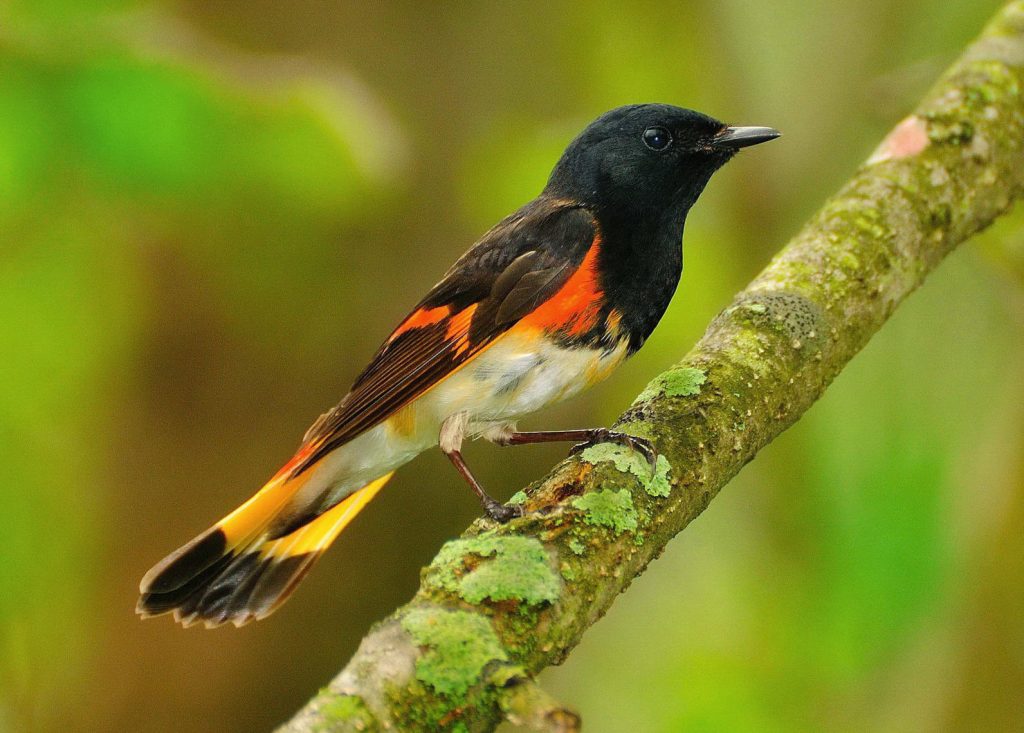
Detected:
left=522, top=237, right=603, bottom=336
left=605, top=308, right=623, bottom=335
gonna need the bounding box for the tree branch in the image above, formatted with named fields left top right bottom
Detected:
left=278, top=3, right=1024, bottom=730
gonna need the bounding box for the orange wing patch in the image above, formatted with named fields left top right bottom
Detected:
left=446, top=303, right=478, bottom=355
left=389, top=305, right=450, bottom=342
left=521, top=237, right=603, bottom=336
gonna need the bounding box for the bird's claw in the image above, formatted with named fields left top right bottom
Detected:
left=571, top=429, right=659, bottom=475
left=483, top=500, right=524, bottom=524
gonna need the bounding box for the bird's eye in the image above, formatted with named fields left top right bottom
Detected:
left=642, top=126, right=672, bottom=151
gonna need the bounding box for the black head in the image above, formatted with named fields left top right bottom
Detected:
left=544, top=103, right=778, bottom=219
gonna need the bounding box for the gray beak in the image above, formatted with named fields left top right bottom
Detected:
left=712, top=126, right=781, bottom=149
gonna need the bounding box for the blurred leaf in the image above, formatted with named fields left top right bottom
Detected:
left=3, top=0, right=140, bottom=27
left=65, top=56, right=229, bottom=192
left=458, top=117, right=580, bottom=225
left=0, top=63, right=58, bottom=226
left=0, top=213, right=143, bottom=728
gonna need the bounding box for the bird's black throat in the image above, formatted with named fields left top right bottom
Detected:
left=583, top=154, right=726, bottom=352
left=592, top=202, right=688, bottom=353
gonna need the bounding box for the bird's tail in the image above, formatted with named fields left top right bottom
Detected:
left=137, top=466, right=393, bottom=628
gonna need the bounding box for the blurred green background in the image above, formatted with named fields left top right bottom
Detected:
left=1, top=1, right=1022, bottom=731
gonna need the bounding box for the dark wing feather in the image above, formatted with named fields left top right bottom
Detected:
left=493, top=260, right=571, bottom=325
left=292, top=199, right=597, bottom=474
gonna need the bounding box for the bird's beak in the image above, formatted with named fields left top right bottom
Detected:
left=712, top=126, right=781, bottom=149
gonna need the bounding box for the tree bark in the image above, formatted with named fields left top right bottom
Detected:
left=278, top=3, right=1024, bottom=730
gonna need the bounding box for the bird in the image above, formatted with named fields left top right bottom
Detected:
left=137, top=103, right=779, bottom=628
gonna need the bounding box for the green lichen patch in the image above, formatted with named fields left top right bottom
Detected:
left=579, top=443, right=649, bottom=478
left=507, top=490, right=528, bottom=505
left=922, top=61, right=1019, bottom=146
left=429, top=535, right=560, bottom=606
left=315, top=695, right=375, bottom=732
left=400, top=608, right=508, bottom=699
left=646, top=455, right=673, bottom=498
left=578, top=444, right=673, bottom=498
left=567, top=537, right=586, bottom=556
left=634, top=366, right=706, bottom=404
left=571, top=489, right=638, bottom=534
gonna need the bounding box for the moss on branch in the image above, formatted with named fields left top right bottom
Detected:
left=278, top=4, right=1024, bottom=731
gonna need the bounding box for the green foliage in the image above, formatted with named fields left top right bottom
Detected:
left=0, top=6, right=397, bottom=730
left=67, top=57, right=227, bottom=190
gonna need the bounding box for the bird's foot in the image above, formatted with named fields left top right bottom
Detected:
left=571, top=428, right=658, bottom=475
left=482, top=499, right=524, bottom=524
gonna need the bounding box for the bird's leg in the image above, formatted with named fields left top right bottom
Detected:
left=440, top=413, right=521, bottom=523
left=498, top=428, right=658, bottom=474
left=443, top=448, right=521, bottom=523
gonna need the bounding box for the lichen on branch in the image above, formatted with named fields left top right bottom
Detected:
left=278, top=4, right=1024, bottom=731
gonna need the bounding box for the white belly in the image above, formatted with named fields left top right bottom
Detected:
left=310, top=331, right=629, bottom=500
left=431, top=332, right=628, bottom=427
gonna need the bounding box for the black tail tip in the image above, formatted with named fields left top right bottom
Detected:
left=140, top=528, right=228, bottom=595
left=137, top=551, right=318, bottom=629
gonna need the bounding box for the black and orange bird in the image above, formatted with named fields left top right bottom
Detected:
left=138, top=104, right=778, bottom=627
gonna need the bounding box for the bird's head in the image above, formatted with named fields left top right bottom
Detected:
left=545, top=103, right=779, bottom=219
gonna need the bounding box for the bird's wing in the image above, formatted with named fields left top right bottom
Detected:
left=292, top=199, right=600, bottom=474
